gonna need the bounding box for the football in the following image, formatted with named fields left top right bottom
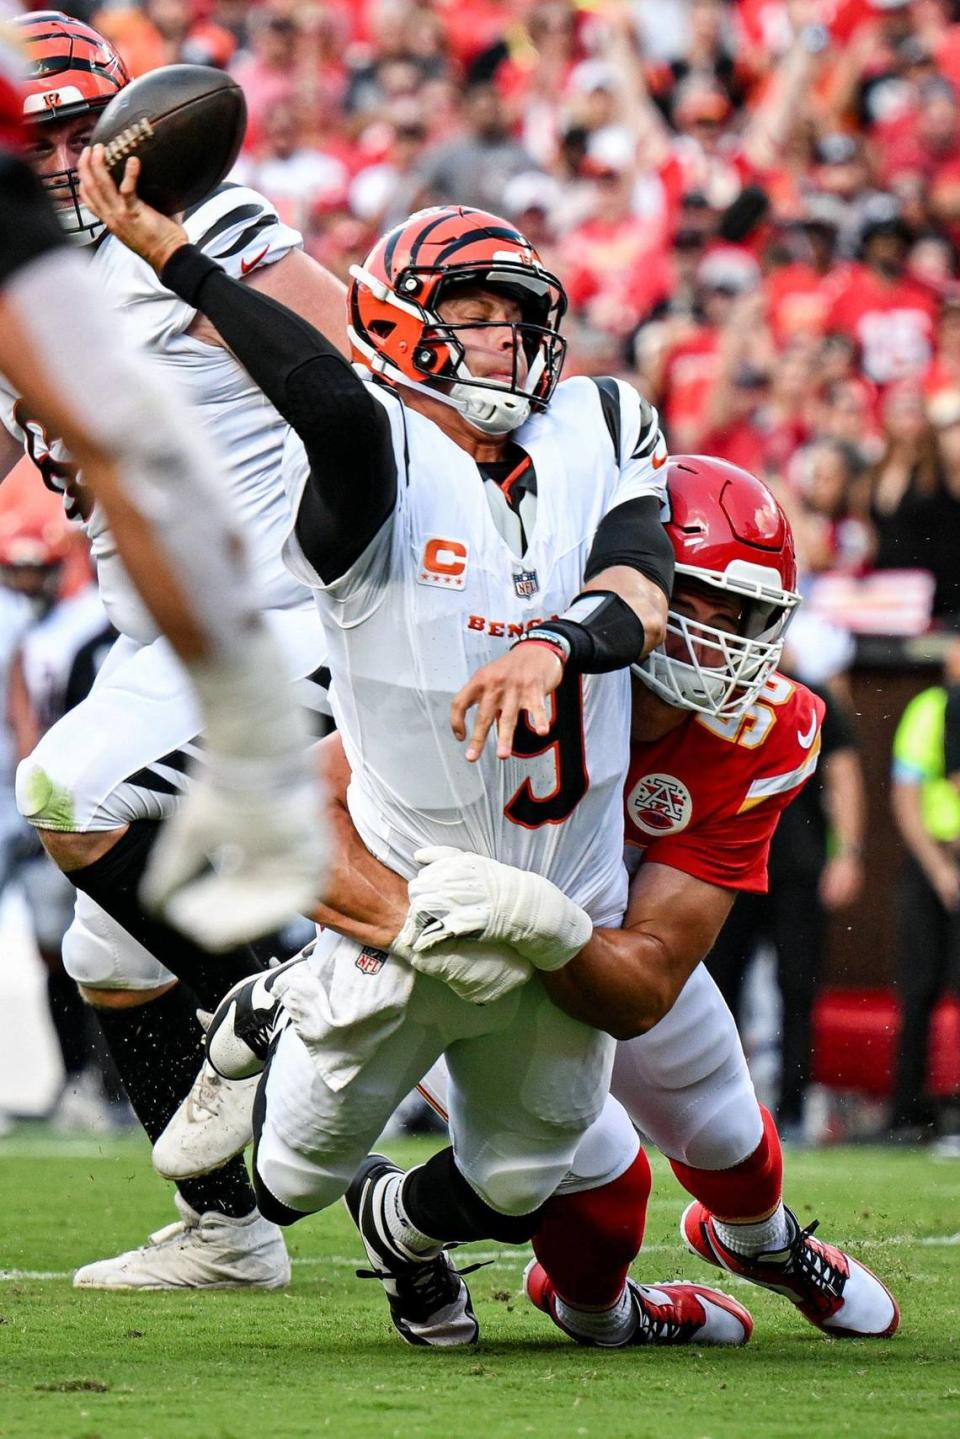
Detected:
left=89, top=64, right=247, bottom=216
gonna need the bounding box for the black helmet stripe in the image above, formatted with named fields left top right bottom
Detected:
left=432, top=226, right=529, bottom=267
left=405, top=211, right=455, bottom=267
left=383, top=210, right=448, bottom=279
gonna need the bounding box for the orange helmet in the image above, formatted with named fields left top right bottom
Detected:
left=12, top=11, right=129, bottom=243
left=348, top=206, right=567, bottom=435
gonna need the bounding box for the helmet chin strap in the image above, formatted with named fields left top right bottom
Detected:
left=348, top=325, right=531, bottom=435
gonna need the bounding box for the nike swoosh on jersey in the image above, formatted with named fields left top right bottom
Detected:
left=652, top=449, right=667, bottom=469
left=241, top=246, right=270, bottom=276
left=797, top=713, right=818, bottom=749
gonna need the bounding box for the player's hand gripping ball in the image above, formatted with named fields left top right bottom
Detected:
left=90, top=64, right=246, bottom=215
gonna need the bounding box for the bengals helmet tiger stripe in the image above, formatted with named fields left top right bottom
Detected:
left=12, top=11, right=129, bottom=243
left=348, top=206, right=567, bottom=436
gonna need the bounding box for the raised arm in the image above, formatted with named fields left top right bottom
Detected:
left=78, top=147, right=397, bottom=585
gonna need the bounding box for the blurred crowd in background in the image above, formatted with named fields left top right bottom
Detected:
left=1, top=0, right=960, bottom=1148
left=4, top=0, right=960, bottom=628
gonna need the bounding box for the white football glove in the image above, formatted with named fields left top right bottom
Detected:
left=404, top=846, right=592, bottom=973
left=141, top=627, right=328, bottom=951
left=392, top=919, right=532, bottom=1005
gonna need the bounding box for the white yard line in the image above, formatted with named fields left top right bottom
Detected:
left=2, top=1234, right=958, bottom=1284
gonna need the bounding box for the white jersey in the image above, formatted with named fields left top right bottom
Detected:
left=0, top=184, right=308, bottom=641
left=283, top=375, right=668, bottom=925
left=18, top=583, right=112, bottom=732
left=0, top=587, right=35, bottom=806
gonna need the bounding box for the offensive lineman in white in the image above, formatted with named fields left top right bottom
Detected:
left=0, top=30, right=325, bottom=1032
left=3, top=13, right=344, bottom=1290
left=82, top=154, right=756, bottom=1346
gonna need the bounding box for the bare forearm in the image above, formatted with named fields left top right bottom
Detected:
left=893, top=784, right=947, bottom=879
left=824, top=749, right=865, bottom=856
left=311, top=826, right=407, bottom=952
left=542, top=926, right=677, bottom=1040
left=310, top=744, right=408, bottom=949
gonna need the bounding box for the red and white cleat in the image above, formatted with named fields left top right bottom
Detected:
left=523, top=1259, right=753, bottom=1348
left=681, top=1202, right=900, bottom=1339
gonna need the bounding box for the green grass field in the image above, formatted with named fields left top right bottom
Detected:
left=0, top=1130, right=957, bottom=1439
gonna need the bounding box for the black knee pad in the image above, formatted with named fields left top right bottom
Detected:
left=403, top=1145, right=544, bottom=1245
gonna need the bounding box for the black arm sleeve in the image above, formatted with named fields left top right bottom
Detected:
left=160, top=243, right=397, bottom=583
left=817, top=683, right=857, bottom=760
left=583, top=493, right=675, bottom=598
left=0, top=153, right=65, bottom=287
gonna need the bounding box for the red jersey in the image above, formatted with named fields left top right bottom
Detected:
left=0, top=35, right=24, bottom=154
left=826, top=266, right=938, bottom=385
left=624, top=672, right=824, bottom=893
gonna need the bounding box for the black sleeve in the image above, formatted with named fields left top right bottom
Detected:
left=813, top=682, right=857, bottom=760
left=945, top=684, right=960, bottom=777
left=160, top=244, right=397, bottom=583
left=583, top=493, right=675, bottom=598
left=0, top=153, right=65, bottom=287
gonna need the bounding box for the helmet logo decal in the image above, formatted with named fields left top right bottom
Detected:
left=627, top=774, right=693, bottom=837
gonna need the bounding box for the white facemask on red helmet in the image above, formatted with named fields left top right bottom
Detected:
left=347, top=206, right=567, bottom=436
left=635, top=455, right=801, bottom=719
left=13, top=10, right=129, bottom=245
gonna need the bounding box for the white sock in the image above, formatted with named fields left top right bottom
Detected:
left=555, top=1284, right=635, bottom=1345
left=378, top=1170, right=444, bottom=1261
left=713, top=1201, right=790, bottom=1257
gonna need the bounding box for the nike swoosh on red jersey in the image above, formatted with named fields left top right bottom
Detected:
left=797, top=713, right=818, bottom=748
left=241, top=246, right=270, bottom=276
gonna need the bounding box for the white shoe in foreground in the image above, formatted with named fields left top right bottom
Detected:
left=72, top=1195, right=290, bottom=1290
left=152, top=1060, right=259, bottom=1181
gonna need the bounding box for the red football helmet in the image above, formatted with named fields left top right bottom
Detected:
left=0, top=507, right=71, bottom=611
left=348, top=206, right=567, bottom=435
left=636, top=455, right=801, bottom=719
left=0, top=31, right=25, bottom=152
left=13, top=11, right=129, bottom=243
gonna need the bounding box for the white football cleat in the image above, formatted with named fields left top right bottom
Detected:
left=72, top=1195, right=290, bottom=1290
left=523, top=1259, right=753, bottom=1347
left=681, top=1201, right=900, bottom=1338
left=206, top=952, right=307, bottom=1080
left=152, top=1059, right=258, bottom=1181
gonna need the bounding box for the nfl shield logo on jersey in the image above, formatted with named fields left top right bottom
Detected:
left=355, top=946, right=388, bottom=976
left=513, top=568, right=539, bottom=598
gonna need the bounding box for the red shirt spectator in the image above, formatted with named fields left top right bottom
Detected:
left=826, top=212, right=940, bottom=385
